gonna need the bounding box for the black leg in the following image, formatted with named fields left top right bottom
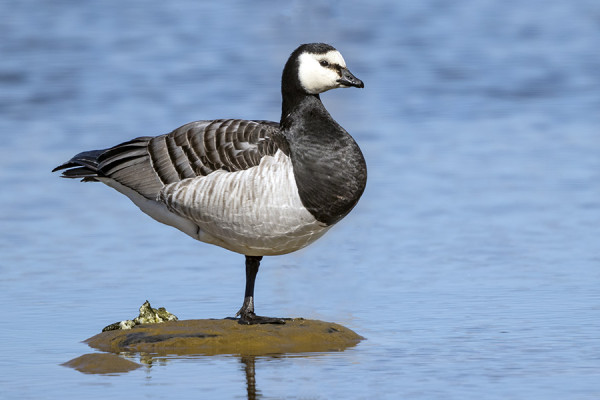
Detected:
left=236, top=255, right=286, bottom=325
left=239, top=255, right=261, bottom=317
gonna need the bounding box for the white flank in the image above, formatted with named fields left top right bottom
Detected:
left=298, top=50, right=347, bottom=94
left=99, top=178, right=201, bottom=238
left=155, top=150, right=330, bottom=256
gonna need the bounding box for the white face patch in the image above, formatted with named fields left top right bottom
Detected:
left=298, top=50, right=348, bottom=94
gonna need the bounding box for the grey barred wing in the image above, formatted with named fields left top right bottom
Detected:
left=54, top=119, right=282, bottom=201
left=147, top=119, right=281, bottom=182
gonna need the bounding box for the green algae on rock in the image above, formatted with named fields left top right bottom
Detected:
left=102, top=300, right=178, bottom=332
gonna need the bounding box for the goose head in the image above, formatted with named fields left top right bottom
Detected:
left=282, top=43, right=364, bottom=97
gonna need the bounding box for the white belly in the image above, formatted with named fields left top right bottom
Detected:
left=156, top=150, right=329, bottom=256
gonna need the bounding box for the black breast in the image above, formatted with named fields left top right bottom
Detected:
left=284, top=98, right=367, bottom=226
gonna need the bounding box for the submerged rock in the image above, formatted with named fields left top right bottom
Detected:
left=62, top=353, right=141, bottom=374
left=63, top=302, right=364, bottom=375
left=102, top=300, right=178, bottom=332
left=87, top=318, right=364, bottom=356
left=63, top=303, right=364, bottom=374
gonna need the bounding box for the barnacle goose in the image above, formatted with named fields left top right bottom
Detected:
left=53, top=43, right=366, bottom=324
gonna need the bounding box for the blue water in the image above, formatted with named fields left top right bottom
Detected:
left=1, top=0, right=600, bottom=398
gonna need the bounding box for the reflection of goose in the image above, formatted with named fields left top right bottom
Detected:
left=241, top=356, right=259, bottom=400
left=53, top=43, right=366, bottom=324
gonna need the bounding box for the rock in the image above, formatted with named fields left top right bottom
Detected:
left=62, top=353, right=141, bottom=374
left=86, top=318, right=364, bottom=356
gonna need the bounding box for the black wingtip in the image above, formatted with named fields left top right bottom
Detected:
left=52, top=163, right=71, bottom=173
left=52, top=149, right=105, bottom=178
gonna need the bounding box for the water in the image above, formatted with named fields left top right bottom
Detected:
left=1, top=0, right=599, bottom=398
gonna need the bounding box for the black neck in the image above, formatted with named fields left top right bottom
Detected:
left=280, top=93, right=323, bottom=131
left=279, top=51, right=321, bottom=127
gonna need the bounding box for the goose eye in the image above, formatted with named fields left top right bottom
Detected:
left=319, top=60, right=329, bottom=67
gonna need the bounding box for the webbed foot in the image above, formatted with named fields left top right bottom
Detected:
left=237, top=311, right=287, bottom=325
